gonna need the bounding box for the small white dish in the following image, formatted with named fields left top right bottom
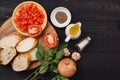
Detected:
left=50, top=7, right=71, bottom=28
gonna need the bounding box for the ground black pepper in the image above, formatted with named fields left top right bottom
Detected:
left=55, top=11, right=67, bottom=24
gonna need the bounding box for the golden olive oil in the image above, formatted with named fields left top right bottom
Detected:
left=69, top=24, right=80, bottom=36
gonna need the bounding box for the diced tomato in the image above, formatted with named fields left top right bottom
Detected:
left=44, top=33, right=57, bottom=48
left=28, top=25, right=42, bottom=37
left=14, top=3, right=44, bottom=34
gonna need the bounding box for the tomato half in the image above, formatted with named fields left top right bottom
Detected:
left=28, top=25, right=42, bottom=37
left=44, top=33, right=57, bottom=48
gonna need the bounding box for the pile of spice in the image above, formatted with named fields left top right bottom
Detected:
left=55, top=11, right=67, bottom=24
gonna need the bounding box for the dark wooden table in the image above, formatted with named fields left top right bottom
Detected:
left=0, top=0, right=120, bottom=80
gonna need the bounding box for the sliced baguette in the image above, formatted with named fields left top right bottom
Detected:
left=16, top=37, right=38, bottom=52
left=0, top=34, right=22, bottom=49
left=0, top=47, right=16, bottom=65
left=12, top=53, right=31, bottom=72
left=28, top=48, right=37, bottom=61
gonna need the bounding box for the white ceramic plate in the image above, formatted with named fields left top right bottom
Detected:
left=50, top=7, right=71, bottom=28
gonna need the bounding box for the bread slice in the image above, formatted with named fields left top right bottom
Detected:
left=28, top=48, right=37, bottom=61
left=16, top=37, right=38, bottom=52
left=12, top=53, right=31, bottom=72
left=0, top=34, right=22, bottom=49
left=0, top=47, right=16, bottom=65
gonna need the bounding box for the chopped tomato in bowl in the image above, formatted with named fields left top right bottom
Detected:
left=12, top=1, right=47, bottom=36
left=44, top=33, right=57, bottom=48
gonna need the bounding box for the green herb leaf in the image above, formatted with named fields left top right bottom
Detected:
left=55, top=49, right=64, bottom=60
left=45, top=49, right=55, bottom=61
left=38, top=44, right=44, bottom=56
left=36, top=51, right=43, bottom=62
left=52, top=68, right=58, bottom=73
left=26, top=43, right=69, bottom=80
left=49, top=63, right=58, bottom=73
left=36, top=44, right=44, bottom=62
left=52, top=74, right=69, bottom=80
left=58, top=43, right=68, bottom=51
left=40, top=61, right=49, bottom=74
left=47, top=49, right=55, bottom=57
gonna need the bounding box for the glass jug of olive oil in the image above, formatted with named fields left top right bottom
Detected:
left=69, top=24, right=80, bottom=36
left=65, top=22, right=81, bottom=42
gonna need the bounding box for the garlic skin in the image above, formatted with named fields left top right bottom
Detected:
left=64, top=48, right=71, bottom=57
left=71, top=52, right=81, bottom=61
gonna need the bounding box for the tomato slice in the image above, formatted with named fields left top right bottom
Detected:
left=28, top=25, right=42, bottom=37
left=44, top=33, right=57, bottom=48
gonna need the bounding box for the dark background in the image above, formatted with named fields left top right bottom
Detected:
left=0, top=0, right=120, bottom=80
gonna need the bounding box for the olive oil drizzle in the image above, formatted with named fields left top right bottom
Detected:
left=69, top=24, right=80, bottom=36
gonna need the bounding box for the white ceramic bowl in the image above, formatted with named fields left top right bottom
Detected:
left=50, top=7, right=71, bottom=28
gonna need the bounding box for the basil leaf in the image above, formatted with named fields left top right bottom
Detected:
left=45, top=49, right=55, bottom=61
left=58, top=43, right=68, bottom=51
left=49, top=63, right=58, bottom=73
left=52, top=68, right=58, bottom=74
left=40, top=61, right=49, bottom=74
left=51, top=77, right=56, bottom=80
left=36, top=44, right=44, bottom=62
left=36, top=51, right=43, bottom=62
left=47, top=49, right=55, bottom=57
left=52, top=74, right=69, bottom=80
left=55, top=49, right=64, bottom=60
left=38, top=44, right=44, bottom=57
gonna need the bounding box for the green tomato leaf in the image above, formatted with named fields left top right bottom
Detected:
left=57, top=43, right=68, bottom=51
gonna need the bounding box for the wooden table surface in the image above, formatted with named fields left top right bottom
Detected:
left=0, top=0, right=120, bottom=80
